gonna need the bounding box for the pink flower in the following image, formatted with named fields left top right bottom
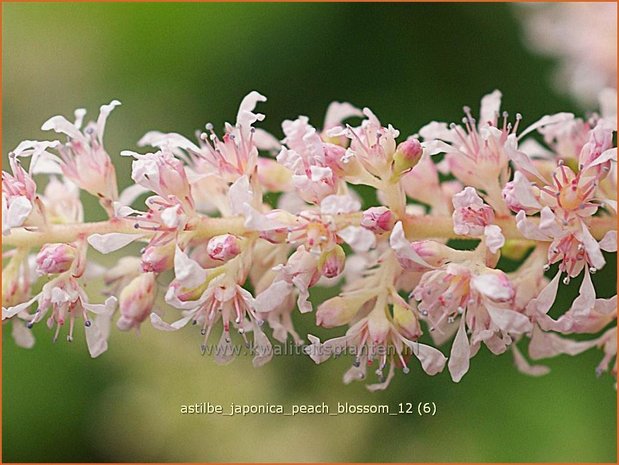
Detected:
left=332, top=107, right=401, bottom=182
left=502, top=171, right=542, bottom=214
left=41, top=101, right=120, bottom=206
left=277, top=116, right=343, bottom=204
left=306, top=306, right=446, bottom=391
left=2, top=154, right=46, bottom=234
left=418, top=90, right=513, bottom=209
left=401, top=153, right=456, bottom=215
left=412, top=262, right=530, bottom=382
left=2, top=276, right=116, bottom=357
left=139, top=91, right=271, bottom=181
left=255, top=246, right=321, bottom=314
left=128, top=150, right=194, bottom=212
left=452, top=187, right=505, bottom=253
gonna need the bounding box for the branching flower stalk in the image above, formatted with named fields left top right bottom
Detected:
left=2, top=89, right=617, bottom=389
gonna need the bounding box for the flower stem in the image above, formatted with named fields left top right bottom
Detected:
left=2, top=214, right=615, bottom=249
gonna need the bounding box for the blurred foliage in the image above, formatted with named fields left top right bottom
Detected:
left=2, top=2, right=616, bottom=462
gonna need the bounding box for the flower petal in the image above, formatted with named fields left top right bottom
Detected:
left=512, top=344, right=549, bottom=376
left=150, top=312, right=193, bottom=331
left=448, top=317, right=470, bottom=382
left=338, top=226, right=375, bottom=253
left=410, top=342, right=447, bottom=376
left=11, top=320, right=35, bottom=349
left=254, top=280, right=293, bottom=313
left=389, top=222, right=434, bottom=269
left=486, top=306, right=532, bottom=334
left=580, top=223, right=605, bottom=270
left=87, top=233, right=143, bottom=254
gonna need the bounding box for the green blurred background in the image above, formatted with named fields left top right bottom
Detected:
left=2, top=2, right=616, bottom=462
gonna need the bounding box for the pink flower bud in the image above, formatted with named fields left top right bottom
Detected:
left=36, top=243, right=77, bottom=274
left=117, top=273, right=156, bottom=331
left=361, top=206, right=395, bottom=233
left=392, top=138, right=423, bottom=177
left=319, top=245, right=346, bottom=278
left=207, top=234, right=241, bottom=261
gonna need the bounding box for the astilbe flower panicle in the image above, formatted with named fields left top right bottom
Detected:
left=2, top=89, right=616, bottom=390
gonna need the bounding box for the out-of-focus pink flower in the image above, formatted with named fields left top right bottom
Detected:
left=517, top=3, right=617, bottom=106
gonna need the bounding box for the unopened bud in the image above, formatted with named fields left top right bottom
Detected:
left=318, top=245, right=346, bottom=279
left=361, top=206, right=395, bottom=233
left=392, top=138, right=423, bottom=179
left=316, top=295, right=362, bottom=328
left=393, top=303, right=421, bottom=340
left=117, top=273, right=156, bottom=331
left=36, top=243, right=77, bottom=274
left=207, top=234, right=241, bottom=262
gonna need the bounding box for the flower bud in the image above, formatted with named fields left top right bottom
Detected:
left=316, top=295, right=364, bottom=328
left=360, top=206, right=395, bottom=233
left=393, top=303, right=421, bottom=340
left=117, top=273, right=156, bottom=331
left=36, top=243, right=76, bottom=275
left=318, top=245, right=346, bottom=279
left=392, top=138, right=423, bottom=179
left=207, top=234, right=241, bottom=262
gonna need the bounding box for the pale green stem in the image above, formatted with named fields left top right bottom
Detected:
left=2, top=213, right=616, bottom=249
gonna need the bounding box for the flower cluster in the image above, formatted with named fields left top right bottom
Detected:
left=2, top=89, right=616, bottom=389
